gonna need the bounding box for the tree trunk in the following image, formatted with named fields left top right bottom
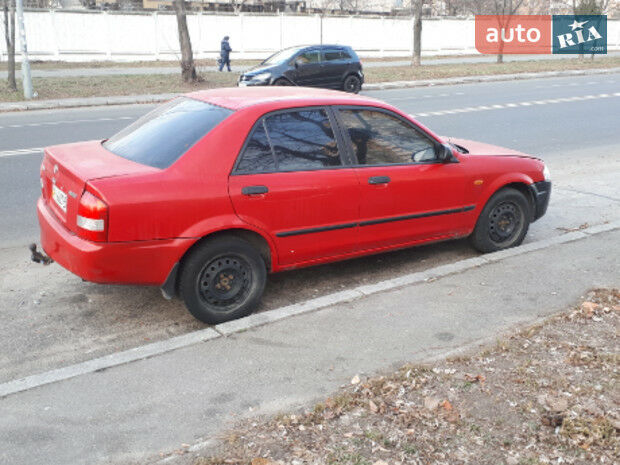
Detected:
left=173, top=0, right=197, bottom=83
left=3, top=0, right=17, bottom=91
left=412, top=0, right=422, bottom=66
left=496, top=53, right=504, bottom=64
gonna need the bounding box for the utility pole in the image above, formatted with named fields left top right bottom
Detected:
left=15, top=0, right=33, bottom=99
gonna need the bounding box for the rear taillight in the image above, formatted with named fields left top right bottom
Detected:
left=77, top=190, right=108, bottom=242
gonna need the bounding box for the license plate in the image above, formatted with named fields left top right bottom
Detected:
left=52, top=184, right=67, bottom=213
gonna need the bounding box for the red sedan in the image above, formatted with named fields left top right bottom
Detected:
left=36, top=87, right=551, bottom=323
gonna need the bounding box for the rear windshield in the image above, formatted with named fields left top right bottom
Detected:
left=103, top=97, right=232, bottom=169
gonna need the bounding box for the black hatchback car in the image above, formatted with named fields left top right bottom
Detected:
left=238, top=45, right=364, bottom=93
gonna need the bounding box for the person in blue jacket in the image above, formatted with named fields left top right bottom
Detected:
left=219, top=36, right=232, bottom=72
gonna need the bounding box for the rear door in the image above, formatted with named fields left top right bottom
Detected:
left=321, top=49, right=349, bottom=89
left=334, top=107, right=469, bottom=251
left=228, top=107, right=360, bottom=267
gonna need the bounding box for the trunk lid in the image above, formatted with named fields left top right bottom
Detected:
left=41, top=140, right=158, bottom=234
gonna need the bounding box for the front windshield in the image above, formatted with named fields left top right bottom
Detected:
left=262, top=47, right=302, bottom=66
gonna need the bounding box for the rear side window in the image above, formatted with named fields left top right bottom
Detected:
left=324, top=50, right=343, bottom=61
left=104, top=97, right=232, bottom=169
left=235, top=109, right=341, bottom=173
left=235, top=122, right=275, bottom=173
left=324, top=50, right=353, bottom=61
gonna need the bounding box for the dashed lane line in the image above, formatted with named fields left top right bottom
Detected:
left=0, top=147, right=43, bottom=158
left=0, top=116, right=134, bottom=130
left=411, top=92, right=620, bottom=118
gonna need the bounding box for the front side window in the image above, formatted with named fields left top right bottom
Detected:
left=295, top=50, right=321, bottom=64
left=338, top=109, right=436, bottom=165
left=235, top=109, right=342, bottom=173
left=104, top=97, right=232, bottom=169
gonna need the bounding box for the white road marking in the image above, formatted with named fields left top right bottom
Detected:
left=409, top=92, right=620, bottom=118
left=0, top=147, right=43, bottom=158
left=0, top=116, right=133, bottom=130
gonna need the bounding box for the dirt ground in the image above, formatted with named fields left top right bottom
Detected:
left=161, top=289, right=619, bottom=465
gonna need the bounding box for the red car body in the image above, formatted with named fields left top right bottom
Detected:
left=37, top=87, right=550, bottom=317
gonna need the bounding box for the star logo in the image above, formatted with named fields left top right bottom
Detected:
left=569, top=19, right=587, bottom=31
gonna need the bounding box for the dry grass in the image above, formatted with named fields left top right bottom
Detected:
left=363, top=55, right=620, bottom=83
left=159, top=289, right=619, bottom=465
left=0, top=72, right=238, bottom=102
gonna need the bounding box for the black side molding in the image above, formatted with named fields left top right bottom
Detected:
left=276, top=205, right=475, bottom=238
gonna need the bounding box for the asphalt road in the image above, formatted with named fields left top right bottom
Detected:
left=1, top=72, right=618, bottom=247
left=0, top=72, right=619, bottom=383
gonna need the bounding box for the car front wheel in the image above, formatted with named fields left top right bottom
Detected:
left=179, top=237, right=267, bottom=324
left=470, top=188, right=531, bottom=253
left=273, top=78, right=292, bottom=86
left=343, top=74, right=362, bottom=93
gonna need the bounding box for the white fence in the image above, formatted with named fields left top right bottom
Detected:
left=1, top=10, right=619, bottom=62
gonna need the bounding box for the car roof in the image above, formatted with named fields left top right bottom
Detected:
left=186, top=87, right=385, bottom=112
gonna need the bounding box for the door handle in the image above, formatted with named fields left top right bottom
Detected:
left=368, top=176, right=391, bottom=185
left=242, top=185, right=268, bottom=195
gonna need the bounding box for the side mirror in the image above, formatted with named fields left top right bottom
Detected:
left=294, top=59, right=304, bottom=68
left=436, top=143, right=455, bottom=163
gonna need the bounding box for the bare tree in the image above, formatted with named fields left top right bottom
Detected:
left=464, top=0, right=525, bottom=63
left=411, top=0, right=422, bottom=66
left=2, top=0, right=17, bottom=91
left=172, top=0, right=197, bottom=83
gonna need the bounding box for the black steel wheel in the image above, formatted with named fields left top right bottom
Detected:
left=343, top=74, right=362, bottom=93
left=180, top=237, right=267, bottom=324
left=470, top=188, right=531, bottom=253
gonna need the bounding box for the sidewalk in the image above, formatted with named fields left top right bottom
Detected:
left=1, top=225, right=618, bottom=465
left=1, top=67, right=619, bottom=112
left=2, top=51, right=620, bottom=79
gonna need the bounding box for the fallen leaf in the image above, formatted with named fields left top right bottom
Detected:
left=251, top=459, right=278, bottom=465
left=373, top=461, right=389, bottom=465
left=351, top=375, right=361, bottom=385
left=441, top=400, right=453, bottom=411
left=424, top=396, right=441, bottom=411
left=368, top=400, right=379, bottom=413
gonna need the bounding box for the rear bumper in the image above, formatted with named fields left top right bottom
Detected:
left=37, top=197, right=195, bottom=286
left=530, top=181, right=551, bottom=221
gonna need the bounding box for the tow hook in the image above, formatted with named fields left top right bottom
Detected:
left=29, top=243, right=54, bottom=265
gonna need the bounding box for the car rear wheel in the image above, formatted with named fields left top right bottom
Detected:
left=179, top=237, right=267, bottom=324
left=274, top=78, right=292, bottom=86
left=343, top=74, right=362, bottom=93
left=470, top=188, right=531, bottom=253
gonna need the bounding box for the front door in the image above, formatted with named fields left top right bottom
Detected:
left=291, top=50, right=325, bottom=87
left=334, top=107, right=469, bottom=250
left=229, top=107, right=360, bottom=267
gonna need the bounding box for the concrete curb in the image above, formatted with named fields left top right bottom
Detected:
left=1, top=67, right=618, bottom=113
left=1, top=220, right=618, bottom=399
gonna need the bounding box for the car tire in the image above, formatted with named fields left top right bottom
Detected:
left=470, top=188, right=531, bottom=253
left=343, top=74, right=362, bottom=93
left=274, top=78, right=292, bottom=86
left=179, top=237, right=267, bottom=324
